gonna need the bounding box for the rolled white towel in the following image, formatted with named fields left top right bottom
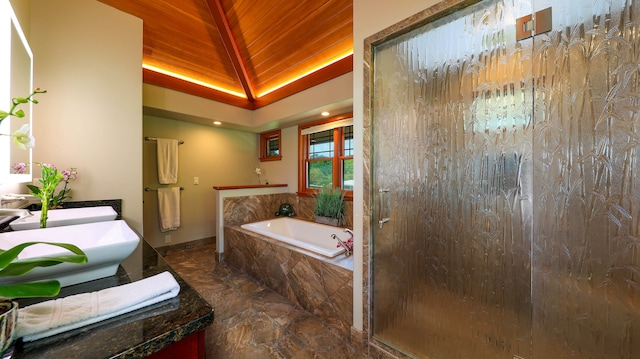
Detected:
left=16, top=271, right=180, bottom=342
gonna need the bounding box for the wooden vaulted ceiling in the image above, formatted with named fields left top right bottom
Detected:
left=98, top=0, right=353, bottom=110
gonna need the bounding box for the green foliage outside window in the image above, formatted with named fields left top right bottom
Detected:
left=343, top=159, right=354, bottom=190
left=309, top=160, right=332, bottom=188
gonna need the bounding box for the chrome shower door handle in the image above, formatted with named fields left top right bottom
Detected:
left=378, top=188, right=390, bottom=228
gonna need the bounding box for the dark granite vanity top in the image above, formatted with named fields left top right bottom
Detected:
left=24, top=199, right=124, bottom=220
left=11, top=239, right=214, bottom=358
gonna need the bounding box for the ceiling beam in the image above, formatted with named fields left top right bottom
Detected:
left=204, top=0, right=257, bottom=102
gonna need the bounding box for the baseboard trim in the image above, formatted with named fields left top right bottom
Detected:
left=156, top=237, right=215, bottom=256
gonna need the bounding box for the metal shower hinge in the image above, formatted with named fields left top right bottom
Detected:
left=516, top=7, right=552, bottom=41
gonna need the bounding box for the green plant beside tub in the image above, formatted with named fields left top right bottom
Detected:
left=313, top=187, right=345, bottom=226
left=0, top=241, right=87, bottom=353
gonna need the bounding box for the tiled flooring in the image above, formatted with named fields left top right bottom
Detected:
left=163, top=244, right=367, bottom=359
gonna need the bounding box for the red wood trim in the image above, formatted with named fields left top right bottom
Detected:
left=298, top=112, right=354, bottom=197
left=298, top=124, right=307, bottom=195
left=213, top=184, right=288, bottom=190
left=143, top=69, right=254, bottom=110
left=260, top=156, right=282, bottom=162
left=299, top=112, right=353, bottom=130
left=331, top=127, right=341, bottom=188
left=143, top=57, right=353, bottom=110
left=254, top=55, right=353, bottom=108
left=259, top=129, right=282, bottom=162
left=204, top=0, right=256, bottom=101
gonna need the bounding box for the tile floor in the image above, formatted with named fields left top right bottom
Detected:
left=163, top=244, right=368, bottom=359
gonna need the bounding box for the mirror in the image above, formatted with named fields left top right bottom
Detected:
left=0, top=0, right=33, bottom=184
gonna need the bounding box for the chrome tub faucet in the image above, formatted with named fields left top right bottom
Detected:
left=332, top=228, right=354, bottom=257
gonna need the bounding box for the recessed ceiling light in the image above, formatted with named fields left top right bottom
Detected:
left=213, top=121, right=222, bottom=125
left=321, top=111, right=330, bottom=116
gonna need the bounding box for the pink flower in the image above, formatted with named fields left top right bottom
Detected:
left=335, top=237, right=354, bottom=251
left=61, top=168, right=78, bottom=181
left=11, top=162, right=27, bottom=174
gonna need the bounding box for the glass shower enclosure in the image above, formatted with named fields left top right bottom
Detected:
left=370, top=0, right=640, bottom=357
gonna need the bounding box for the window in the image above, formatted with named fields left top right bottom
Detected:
left=298, top=113, right=353, bottom=199
left=259, top=129, right=281, bottom=161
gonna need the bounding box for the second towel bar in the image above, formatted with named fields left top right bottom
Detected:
left=145, top=187, right=184, bottom=191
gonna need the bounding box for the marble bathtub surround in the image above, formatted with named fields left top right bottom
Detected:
left=225, top=225, right=354, bottom=340
left=214, top=185, right=291, bottom=262
left=223, top=193, right=353, bottom=229
left=220, top=191, right=355, bottom=346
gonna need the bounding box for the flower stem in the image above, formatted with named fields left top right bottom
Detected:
left=40, top=197, right=49, bottom=228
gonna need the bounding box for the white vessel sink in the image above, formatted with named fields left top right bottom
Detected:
left=9, top=206, right=117, bottom=231
left=0, top=220, right=140, bottom=287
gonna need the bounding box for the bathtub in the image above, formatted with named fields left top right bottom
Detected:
left=240, top=217, right=347, bottom=258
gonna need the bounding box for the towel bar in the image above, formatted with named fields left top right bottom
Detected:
left=144, top=137, right=184, bottom=145
left=145, top=187, right=184, bottom=191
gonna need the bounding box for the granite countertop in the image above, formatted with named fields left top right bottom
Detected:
left=11, top=239, right=214, bottom=358
left=212, top=184, right=287, bottom=190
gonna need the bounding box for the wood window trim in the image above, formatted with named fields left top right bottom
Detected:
left=297, top=113, right=353, bottom=201
left=259, top=129, right=282, bottom=162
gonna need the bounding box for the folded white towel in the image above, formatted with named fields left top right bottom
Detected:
left=16, top=271, right=180, bottom=342
left=157, top=138, right=179, bottom=184
left=158, top=187, right=181, bottom=232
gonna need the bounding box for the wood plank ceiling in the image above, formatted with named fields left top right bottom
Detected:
left=98, top=0, right=353, bottom=110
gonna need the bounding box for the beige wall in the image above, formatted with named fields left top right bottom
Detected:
left=143, top=84, right=253, bottom=128
left=252, top=73, right=354, bottom=129
left=28, top=0, right=143, bottom=231
left=143, top=115, right=259, bottom=247
left=352, top=0, right=440, bottom=332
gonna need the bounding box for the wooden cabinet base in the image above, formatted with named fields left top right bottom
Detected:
left=147, top=330, right=205, bottom=359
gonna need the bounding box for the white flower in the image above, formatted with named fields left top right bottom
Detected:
left=11, top=124, right=35, bottom=150
left=255, top=167, right=262, bottom=175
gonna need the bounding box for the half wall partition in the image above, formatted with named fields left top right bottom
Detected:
left=367, top=0, right=640, bottom=357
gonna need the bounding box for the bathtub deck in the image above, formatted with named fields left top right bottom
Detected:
left=235, top=224, right=354, bottom=271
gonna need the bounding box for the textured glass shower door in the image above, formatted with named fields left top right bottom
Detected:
left=371, top=1, right=534, bottom=357
left=531, top=0, right=640, bottom=357
left=372, top=0, right=640, bottom=358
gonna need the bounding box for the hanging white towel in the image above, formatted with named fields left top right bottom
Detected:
left=158, top=187, right=181, bottom=232
left=16, top=271, right=180, bottom=342
left=157, top=138, right=179, bottom=184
